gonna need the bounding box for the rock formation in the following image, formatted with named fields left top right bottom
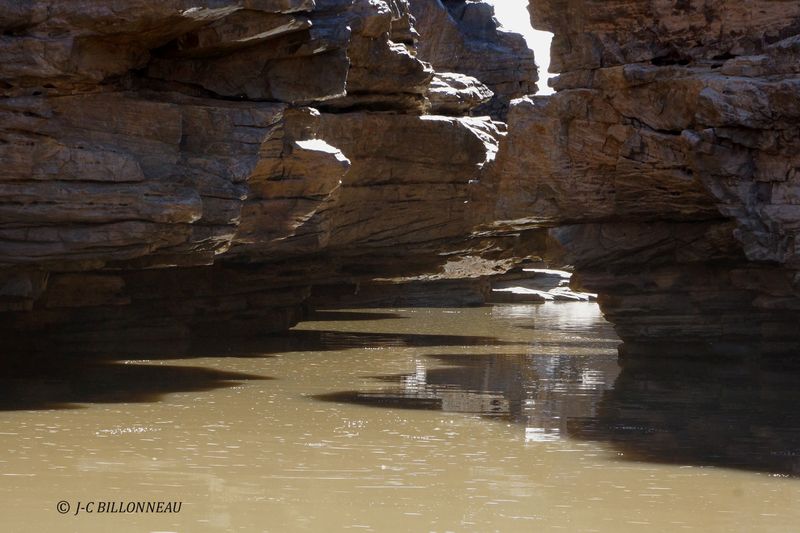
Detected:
left=1, top=0, right=798, bottom=359
left=490, top=0, right=800, bottom=356
left=410, top=0, right=537, bottom=118
left=0, top=0, right=519, bottom=350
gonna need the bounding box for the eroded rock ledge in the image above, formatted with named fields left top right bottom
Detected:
left=0, top=0, right=531, bottom=351
left=2, top=0, right=799, bottom=359
left=490, top=0, right=800, bottom=356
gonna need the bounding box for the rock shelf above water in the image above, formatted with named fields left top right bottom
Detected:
left=0, top=0, right=798, bottom=357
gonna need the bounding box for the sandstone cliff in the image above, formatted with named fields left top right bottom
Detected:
left=0, top=0, right=521, bottom=349
left=490, top=0, right=800, bottom=356
left=2, top=0, right=799, bottom=358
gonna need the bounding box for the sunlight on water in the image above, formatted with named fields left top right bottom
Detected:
left=1, top=304, right=800, bottom=532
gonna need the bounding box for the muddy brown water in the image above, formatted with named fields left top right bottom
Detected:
left=1, top=304, right=799, bottom=532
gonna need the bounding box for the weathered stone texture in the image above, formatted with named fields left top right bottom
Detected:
left=535, top=0, right=800, bottom=74
left=317, top=112, right=502, bottom=250
left=0, top=92, right=285, bottom=271
left=0, top=0, right=510, bottom=346
left=411, top=0, right=537, bottom=118
left=489, top=0, right=800, bottom=355
left=4, top=0, right=798, bottom=358
left=426, top=72, right=493, bottom=115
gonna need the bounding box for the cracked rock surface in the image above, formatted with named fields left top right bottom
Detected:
left=0, top=0, right=518, bottom=349
left=3, top=0, right=798, bottom=358
left=489, top=0, right=800, bottom=356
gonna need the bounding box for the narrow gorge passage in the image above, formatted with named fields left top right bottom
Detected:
left=1, top=0, right=799, bottom=531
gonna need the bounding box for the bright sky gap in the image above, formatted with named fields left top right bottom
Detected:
left=486, top=0, right=554, bottom=95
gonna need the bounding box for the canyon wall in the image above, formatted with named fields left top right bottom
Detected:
left=0, top=0, right=534, bottom=351
left=491, top=0, right=800, bottom=356
left=1, top=0, right=798, bottom=358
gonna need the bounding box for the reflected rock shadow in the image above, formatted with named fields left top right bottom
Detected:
left=261, top=329, right=522, bottom=353
left=4, top=328, right=518, bottom=362
left=0, top=325, right=516, bottom=410
left=315, top=345, right=800, bottom=476
left=305, top=310, right=409, bottom=322
left=567, top=356, right=800, bottom=476
left=315, top=351, right=620, bottom=433
left=0, top=356, right=270, bottom=411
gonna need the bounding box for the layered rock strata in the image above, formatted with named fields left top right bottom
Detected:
left=4, top=0, right=798, bottom=359
left=490, top=0, right=800, bottom=356
left=0, top=0, right=519, bottom=349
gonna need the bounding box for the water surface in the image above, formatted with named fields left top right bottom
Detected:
left=1, top=304, right=799, bottom=532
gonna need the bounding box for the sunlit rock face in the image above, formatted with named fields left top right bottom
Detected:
left=410, top=0, right=538, bottom=118
left=4, top=0, right=796, bottom=358
left=492, top=0, right=800, bottom=356
left=0, top=0, right=515, bottom=348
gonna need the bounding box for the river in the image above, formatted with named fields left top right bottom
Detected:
left=1, top=303, right=799, bottom=532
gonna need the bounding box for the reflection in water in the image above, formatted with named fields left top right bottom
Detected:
left=0, top=316, right=516, bottom=411
left=313, top=305, right=800, bottom=476
left=3, top=304, right=800, bottom=532
left=492, top=302, right=608, bottom=330
left=569, top=358, right=800, bottom=476
left=316, top=350, right=619, bottom=443
left=303, top=310, right=408, bottom=322
left=0, top=359, right=269, bottom=411
left=314, top=303, right=622, bottom=445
